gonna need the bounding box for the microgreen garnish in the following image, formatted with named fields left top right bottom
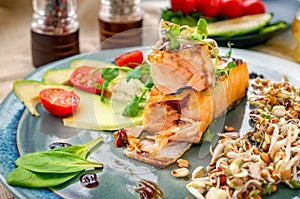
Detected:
left=122, top=94, right=141, bottom=117
left=225, top=42, right=234, bottom=58
left=215, top=42, right=237, bottom=77
left=196, top=18, right=208, bottom=39
left=122, top=75, right=153, bottom=117
left=165, top=25, right=181, bottom=49
left=126, top=62, right=151, bottom=82
left=91, top=60, right=153, bottom=117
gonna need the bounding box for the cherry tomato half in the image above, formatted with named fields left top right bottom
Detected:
left=115, top=50, right=144, bottom=68
left=196, top=0, right=220, bottom=18
left=220, top=0, right=243, bottom=19
left=242, top=0, right=265, bottom=16
left=70, top=66, right=104, bottom=94
left=39, top=88, right=80, bottom=117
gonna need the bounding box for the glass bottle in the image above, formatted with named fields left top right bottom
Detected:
left=98, top=0, right=143, bottom=49
left=292, top=8, right=300, bottom=63
left=31, top=0, right=80, bottom=67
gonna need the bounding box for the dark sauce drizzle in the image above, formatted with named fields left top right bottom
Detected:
left=80, top=173, right=99, bottom=188
left=48, top=142, right=72, bottom=149
left=135, top=180, right=165, bottom=199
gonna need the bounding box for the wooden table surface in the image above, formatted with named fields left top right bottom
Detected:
left=0, top=0, right=299, bottom=198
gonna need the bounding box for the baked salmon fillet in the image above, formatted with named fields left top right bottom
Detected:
left=114, top=20, right=249, bottom=167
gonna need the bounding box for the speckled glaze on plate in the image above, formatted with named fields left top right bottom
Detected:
left=0, top=47, right=300, bottom=199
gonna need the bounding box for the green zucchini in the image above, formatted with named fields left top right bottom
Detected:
left=207, top=13, right=273, bottom=37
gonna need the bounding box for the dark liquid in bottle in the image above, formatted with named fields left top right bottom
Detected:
left=31, top=29, right=80, bottom=67
left=99, top=18, right=143, bottom=49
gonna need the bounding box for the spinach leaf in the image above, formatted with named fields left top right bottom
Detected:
left=15, top=151, right=103, bottom=173
left=52, top=137, right=103, bottom=159
left=6, top=167, right=80, bottom=188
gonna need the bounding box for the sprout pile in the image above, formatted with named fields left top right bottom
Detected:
left=186, top=77, right=300, bottom=199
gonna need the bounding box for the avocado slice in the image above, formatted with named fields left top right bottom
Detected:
left=13, top=80, right=143, bottom=130
left=42, top=68, right=75, bottom=85
left=13, top=80, right=71, bottom=116
left=207, top=13, right=273, bottom=38
left=43, top=59, right=119, bottom=85
left=70, top=59, right=115, bottom=69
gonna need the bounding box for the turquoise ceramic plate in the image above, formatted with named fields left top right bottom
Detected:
left=0, top=47, right=300, bottom=199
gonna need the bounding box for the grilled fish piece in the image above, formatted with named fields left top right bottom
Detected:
left=118, top=20, right=249, bottom=167
left=122, top=56, right=249, bottom=167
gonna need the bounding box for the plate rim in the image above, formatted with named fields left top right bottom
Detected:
left=0, top=47, right=300, bottom=198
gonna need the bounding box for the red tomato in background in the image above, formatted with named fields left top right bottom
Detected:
left=220, top=0, right=243, bottom=18
left=39, top=88, right=80, bottom=117
left=171, top=0, right=196, bottom=14
left=70, top=66, right=104, bottom=94
left=196, top=0, right=220, bottom=18
left=242, top=0, right=265, bottom=15
left=115, top=50, right=144, bottom=68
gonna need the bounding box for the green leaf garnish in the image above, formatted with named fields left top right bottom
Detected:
left=6, top=137, right=103, bottom=188
left=122, top=94, right=141, bottom=117
left=127, top=66, right=141, bottom=82
left=196, top=18, right=208, bottom=39
left=225, top=42, right=234, bottom=58
left=201, top=129, right=215, bottom=143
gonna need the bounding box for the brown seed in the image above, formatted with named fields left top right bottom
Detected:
left=290, top=110, right=298, bottom=119
left=252, top=146, right=259, bottom=155
left=271, top=185, right=277, bottom=192
left=224, top=125, right=235, bottom=132
left=262, top=79, right=270, bottom=86
left=268, top=95, right=277, bottom=105
left=261, top=152, right=272, bottom=164
left=261, top=170, right=269, bottom=179
left=253, top=195, right=262, bottom=199
left=271, top=171, right=280, bottom=182
left=269, top=88, right=279, bottom=96
left=281, top=169, right=292, bottom=181
left=177, top=159, right=189, bottom=168
left=266, top=126, right=275, bottom=135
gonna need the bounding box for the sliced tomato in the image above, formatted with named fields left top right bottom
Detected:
left=39, top=88, right=80, bottom=117
left=70, top=66, right=104, bottom=94
left=115, top=50, right=144, bottom=68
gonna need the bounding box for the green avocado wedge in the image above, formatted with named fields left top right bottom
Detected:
left=13, top=80, right=143, bottom=130
left=42, top=68, right=75, bottom=85
left=70, top=59, right=115, bottom=69
left=13, top=80, right=70, bottom=116
left=207, top=13, right=273, bottom=38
